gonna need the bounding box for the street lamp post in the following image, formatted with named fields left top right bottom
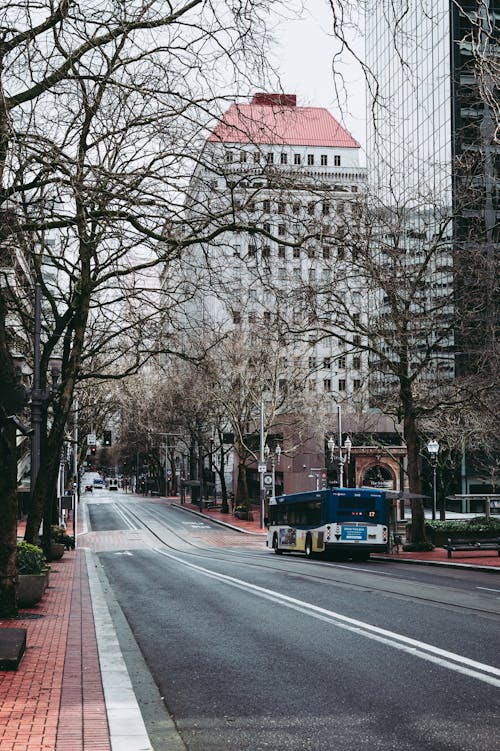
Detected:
left=427, top=437, right=439, bottom=521
left=326, top=432, right=352, bottom=489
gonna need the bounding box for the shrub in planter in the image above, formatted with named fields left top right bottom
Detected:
left=51, top=525, right=75, bottom=550
left=17, top=542, right=48, bottom=607
left=17, top=541, right=46, bottom=575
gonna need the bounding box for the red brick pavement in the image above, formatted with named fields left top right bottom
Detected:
left=0, top=516, right=110, bottom=751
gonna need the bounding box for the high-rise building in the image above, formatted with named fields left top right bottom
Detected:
left=175, top=92, right=368, bottom=404
left=365, top=0, right=499, bottom=494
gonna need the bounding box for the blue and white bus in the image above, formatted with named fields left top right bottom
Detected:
left=266, top=488, right=389, bottom=560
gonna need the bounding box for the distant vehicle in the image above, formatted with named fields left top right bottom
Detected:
left=267, top=487, right=389, bottom=561
left=93, top=478, right=105, bottom=489
left=107, top=478, right=119, bottom=491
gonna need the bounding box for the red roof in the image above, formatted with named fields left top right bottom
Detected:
left=208, top=94, right=360, bottom=149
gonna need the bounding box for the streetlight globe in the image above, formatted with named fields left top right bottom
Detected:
left=427, top=437, right=439, bottom=457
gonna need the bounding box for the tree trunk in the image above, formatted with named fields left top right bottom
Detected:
left=0, top=293, right=23, bottom=617
left=400, top=378, right=427, bottom=544
left=235, top=460, right=249, bottom=505
left=0, top=418, right=19, bottom=617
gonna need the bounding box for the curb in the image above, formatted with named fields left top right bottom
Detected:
left=372, top=554, right=500, bottom=573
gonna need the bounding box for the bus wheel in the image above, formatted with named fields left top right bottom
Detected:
left=305, top=534, right=313, bottom=558
left=273, top=534, right=282, bottom=554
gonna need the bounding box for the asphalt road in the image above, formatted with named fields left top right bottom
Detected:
left=86, top=491, right=500, bottom=751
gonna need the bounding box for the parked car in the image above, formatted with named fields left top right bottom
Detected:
left=108, top=478, right=119, bottom=491
left=93, top=478, right=105, bottom=489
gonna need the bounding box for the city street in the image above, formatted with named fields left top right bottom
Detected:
left=82, top=489, right=500, bottom=751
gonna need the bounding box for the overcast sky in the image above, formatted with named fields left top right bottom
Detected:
left=271, top=1, right=367, bottom=158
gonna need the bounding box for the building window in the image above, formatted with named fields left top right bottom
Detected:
left=321, top=154, right=328, bottom=166
left=264, top=311, right=271, bottom=323
left=353, top=356, right=361, bottom=370
left=322, top=202, right=330, bottom=216
left=292, top=202, right=300, bottom=214
left=280, top=153, right=288, bottom=165
left=293, top=267, right=301, bottom=279
left=262, top=245, right=270, bottom=258
left=307, top=154, right=314, bottom=165
left=334, top=155, right=341, bottom=166
left=294, top=154, right=301, bottom=165
left=263, top=222, right=271, bottom=233
left=278, top=245, right=286, bottom=258
left=322, top=246, right=330, bottom=259
left=323, top=357, right=331, bottom=368
left=232, top=311, right=241, bottom=324
left=240, top=151, right=247, bottom=163
left=309, top=356, right=317, bottom=369
left=253, top=152, right=260, bottom=163
left=247, top=200, right=255, bottom=212
left=323, top=379, right=331, bottom=392
left=338, top=356, right=346, bottom=369
left=352, top=185, right=358, bottom=193
left=353, top=335, right=361, bottom=346
left=308, top=380, right=315, bottom=391
left=266, top=152, right=274, bottom=164
left=307, top=202, right=315, bottom=215
left=263, top=199, right=270, bottom=213
left=337, top=246, right=345, bottom=261
left=293, top=247, right=300, bottom=258
left=278, top=224, right=286, bottom=236
left=248, top=312, right=256, bottom=323
left=278, top=267, right=286, bottom=279
left=277, top=202, right=286, bottom=214
left=352, top=312, right=360, bottom=325
left=338, top=378, right=346, bottom=391
left=248, top=244, right=257, bottom=256
left=307, top=247, right=316, bottom=258
left=353, top=379, right=361, bottom=390
left=226, top=151, right=234, bottom=163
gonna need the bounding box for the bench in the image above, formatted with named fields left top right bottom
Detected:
left=446, top=537, right=500, bottom=559
left=201, top=500, right=218, bottom=509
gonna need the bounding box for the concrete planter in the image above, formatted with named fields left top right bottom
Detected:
left=48, top=543, right=65, bottom=561
left=17, top=574, right=46, bottom=607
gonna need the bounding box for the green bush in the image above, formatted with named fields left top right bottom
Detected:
left=17, top=541, right=46, bottom=575
left=424, top=517, right=500, bottom=535
left=51, top=525, right=75, bottom=549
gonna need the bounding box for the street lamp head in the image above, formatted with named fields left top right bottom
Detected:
left=264, top=444, right=270, bottom=459
left=344, top=435, right=352, bottom=459
left=48, top=356, right=63, bottom=386
left=427, top=437, right=439, bottom=455
left=327, top=435, right=335, bottom=461
left=275, top=443, right=282, bottom=464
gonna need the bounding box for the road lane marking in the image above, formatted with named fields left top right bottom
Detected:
left=476, top=587, right=500, bottom=593
left=153, top=548, right=500, bottom=688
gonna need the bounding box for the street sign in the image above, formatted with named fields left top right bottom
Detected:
left=87, top=433, right=96, bottom=446
left=263, top=472, right=273, bottom=487
left=258, top=463, right=267, bottom=473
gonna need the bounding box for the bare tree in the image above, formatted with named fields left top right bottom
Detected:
left=0, top=0, right=285, bottom=614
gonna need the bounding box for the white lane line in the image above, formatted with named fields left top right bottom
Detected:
left=154, top=548, right=500, bottom=688
left=477, top=587, right=500, bottom=593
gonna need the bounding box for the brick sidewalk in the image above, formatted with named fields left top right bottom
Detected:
left=0, top=517, right=110, bottom=751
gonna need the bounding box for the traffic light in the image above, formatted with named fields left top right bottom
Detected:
left=90, top=446, right=96, bottom=455
left=103, top=430, right=112, bottom=447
